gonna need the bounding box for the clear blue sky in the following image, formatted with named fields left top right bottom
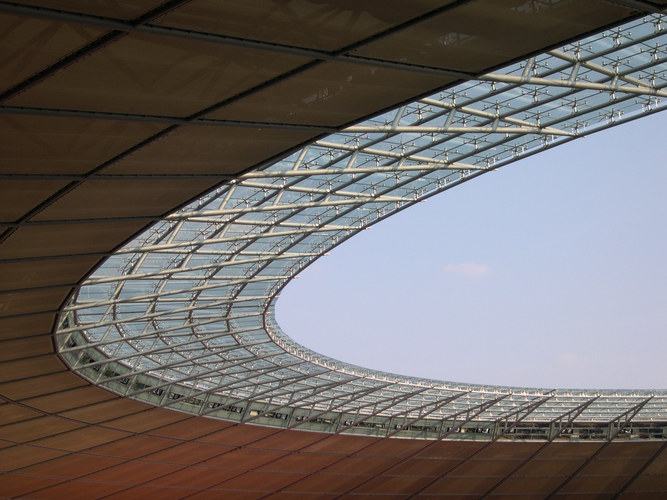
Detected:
left=277, top=112, right=666, bottom=390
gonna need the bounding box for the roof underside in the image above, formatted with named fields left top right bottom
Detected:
left=1, top=1, right=666, bottom=498
left=55, top=14, right=667, bottom=435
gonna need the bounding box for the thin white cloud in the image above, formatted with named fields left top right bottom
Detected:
left=556, top=351, right=582, bottom=365
left=443, top=262, right=490, bottom=279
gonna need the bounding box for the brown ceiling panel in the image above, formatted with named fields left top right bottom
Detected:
left=267, top=493, right=341, bottom=500
left=0, top=402, right=42, bottom=426
left=0, top=220, right=149, bottom=260
left=217, top=469, right=308, bottom=492
left=28, top=478, right=133, bottom=500
left=477, top=441, right=544, bottom=459
left=106, top=124, right=318, bottom=175
left=144, top=441, right=229, bottom=465
left=24, top=385, right=115, bottom=414
left=322, top=454, right=400, bottom=475
left=0, top=255, right=100, bottom=291
left=0, top=370, right=87, bottom=400
left=625, top=473, right=667, bottom=492
left=352, top=474, right=435, bottom=495
left=30, top=177, right=217, bottom=221
left=0, top=179, right=70, bottom=221
left=21, top=452, right=124, bottom=480
left=415, top=439, right=485, bottom=459
left=642, top=448, right=667, bottom=474
left=0, top=114, right=167, bottom=175
left=421, top=474, right=501, bottom=495
left=0, top=13, right=105, bottom=94
left=537, top=441, right=604, bottom=459
left=0, top=312, right=54, bottom=339
left=488, top=496, right=549, bottom=500
left=260, top=451, right=342, bottom=473
left=7, top=33, right=309, bottom=117
left=208, top=61, right=451, bottom=126
left=555, top=497, right=615, bottom=500
left=154, top=0, right=453, bottom=52
left=358, top=436, right=431, bottom=457
left=16, top=0, right=167, bottom=20
left=0, top=415, right=83, bottom=443
left=0, top=220, right=146, bottom=264
left=581, top=457, right=647, bottom=476
left=0, top=443, right=67, bottom=471
left=107, top=484, right=228, bottom=500
left=205, top=488, right=267, bottom=500
left=383, top=457, right=461, bottom=477
left=452, top=457, right=525, bottom=476
left=103, top=406, right=191, bottom=433
left=59, top=397, right=151, bottom=424
left=203, top=446, right=286, bottom=468
left=491, top=474, right=571, bottom=496
left=629, top=464, right=667, bottom=487
left=195, top=490, right=267, bottom=500
left=561, top=473, right=633, bottom=494
left=0, top=473, right=64, bottom=498
left=0, top=287, right=71, bottom=316
left=86, top=434, right=177, bottom=459
left=351, top=0, right=637, bottom=72
left=299, top=433, right=379, bottom=454
left=200, top=423, right=280, bottom=447
left=250, top=428, right=327, bottom=451
left=33, top=424, right=131, bottom=452
left=0, top=335, right=57, bottom=361
left=283, top=472, right=370, bottom=494
left=148, top=415, right=230, bottom=440
left=516, top=457, right=588, bottom=477
left=0, top=355, right=67, bottom=383
left=620, top=492, right=667, bottom=500
left=85, top=460, right=184, bottom=484
left=600, top=440, right=664, bottom=459
left=148, top=465, right=240, bottom=489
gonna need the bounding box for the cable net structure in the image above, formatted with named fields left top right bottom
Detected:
left=57, top=15, right=667, bottom=442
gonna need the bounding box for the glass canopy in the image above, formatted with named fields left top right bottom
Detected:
left=57, top=14, right=667, bottom=441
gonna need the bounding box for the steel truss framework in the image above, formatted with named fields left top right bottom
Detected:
left=57, top=15, right=667, bottom=443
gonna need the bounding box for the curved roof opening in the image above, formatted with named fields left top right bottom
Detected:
left=277, top=112, right=666, bottom=389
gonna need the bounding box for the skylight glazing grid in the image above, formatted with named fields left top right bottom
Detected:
left=56, top=15, right=667, bottom=440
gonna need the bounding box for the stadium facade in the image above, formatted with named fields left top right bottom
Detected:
left=1, top=1, right=666, bottom=498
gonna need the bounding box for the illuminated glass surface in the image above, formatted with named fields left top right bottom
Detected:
left=57, top=15, right=667, bottom=440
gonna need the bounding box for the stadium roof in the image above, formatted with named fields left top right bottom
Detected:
left=1, top=1, right=666, bottom=498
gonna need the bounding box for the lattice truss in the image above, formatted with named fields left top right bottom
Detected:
left=57, top=15, right=667, bottom=440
